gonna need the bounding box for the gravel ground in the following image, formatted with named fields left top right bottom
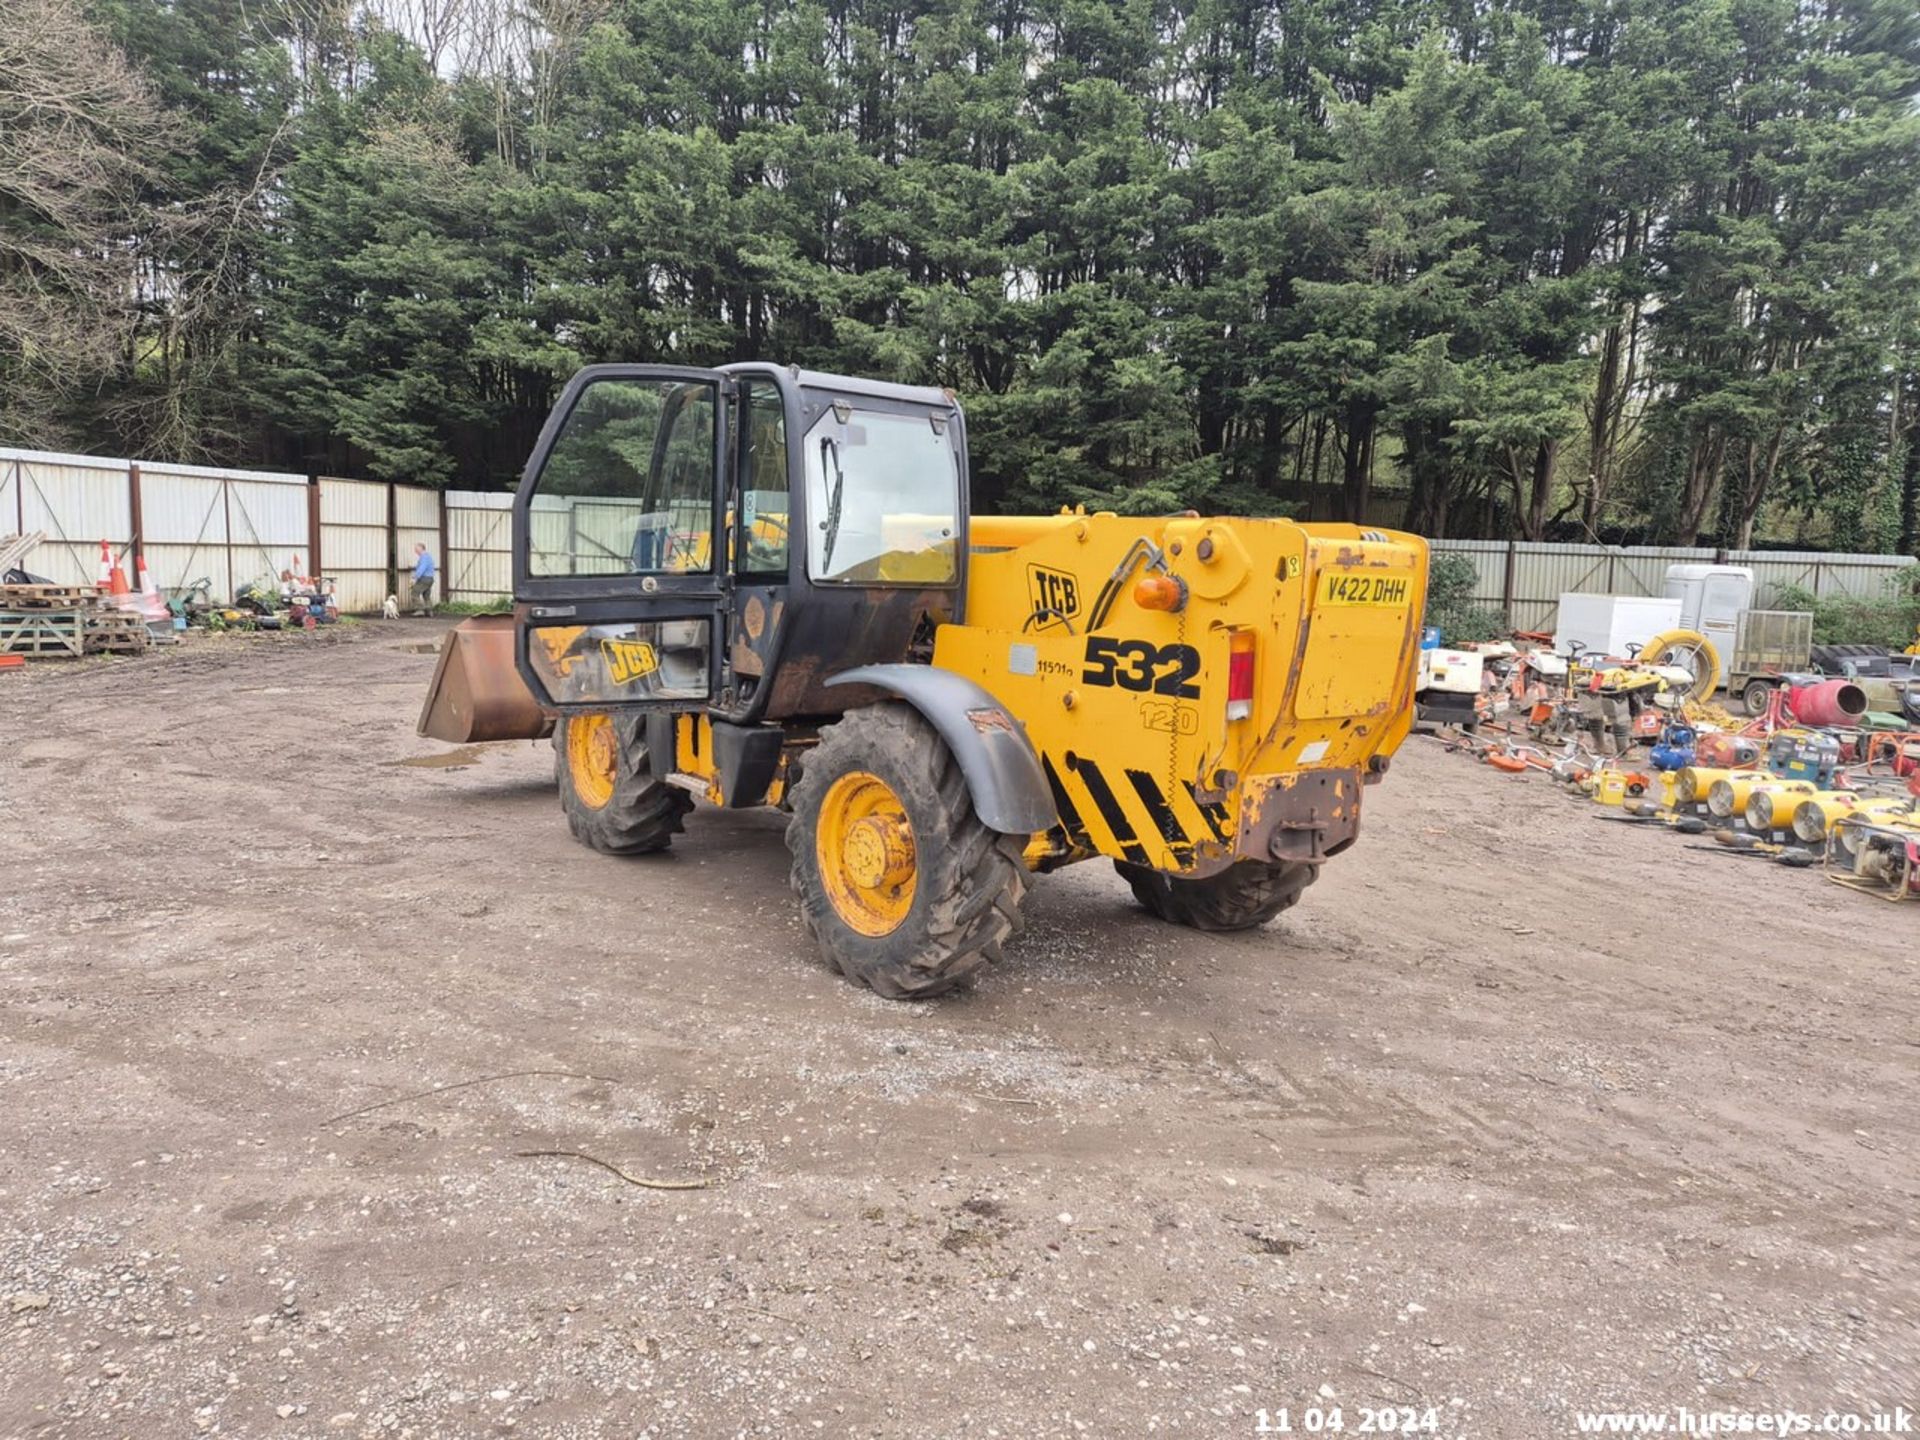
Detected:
left=1, top=621, right=1916, bottom=1439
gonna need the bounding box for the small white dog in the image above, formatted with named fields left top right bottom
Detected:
left=382, top=594, right=400, bottom=619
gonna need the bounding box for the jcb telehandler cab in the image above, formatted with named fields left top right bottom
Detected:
left=420, top=363, right=1429, bottom=997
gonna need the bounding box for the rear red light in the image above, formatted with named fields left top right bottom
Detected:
left=1227, top=632, right=1255, bottom=720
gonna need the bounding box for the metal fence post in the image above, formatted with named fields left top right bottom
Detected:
left=1502, top=538, right=1517, bottom=629
left=127, top=462, right=143, bottom=565
left=307, top=477, right=324, bottom=581
left=220, top=479, right=234, bottom=601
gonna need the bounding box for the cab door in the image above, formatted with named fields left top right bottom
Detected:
left=513, top=364, right=733, bottom=713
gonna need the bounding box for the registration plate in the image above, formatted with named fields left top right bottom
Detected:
left=1319, top=572, right=1412, bottom=607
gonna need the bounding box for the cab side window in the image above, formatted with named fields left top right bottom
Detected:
left=737, top=381, right=790, bottom=576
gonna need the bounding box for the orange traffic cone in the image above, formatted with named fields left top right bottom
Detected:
left=96, top=538, right=113, bottom=590
left=107, top=547, right=132, bottom=602
left=136, top=555, right=170, bottom=623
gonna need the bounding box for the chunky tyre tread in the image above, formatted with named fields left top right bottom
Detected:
left=554, top=715, right=692, bottom=855
left=787, top=704, right=1028, bottom=999
left=1116, top=858, right=1316, bottom=932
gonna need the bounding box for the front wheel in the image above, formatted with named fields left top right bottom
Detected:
left=1742, top=678, right=1776, bottom=717
left=786, top=704, right=1028, bottom=999
left=554, top=712, right=692, bottom=854
left=1116, top=859, right=1317, bottom=932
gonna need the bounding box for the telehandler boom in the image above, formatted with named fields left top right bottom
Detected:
left=420, top=363, right=1429, bottom=997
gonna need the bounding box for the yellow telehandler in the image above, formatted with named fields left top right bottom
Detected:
left=420, top=364, right=1429, bottom=997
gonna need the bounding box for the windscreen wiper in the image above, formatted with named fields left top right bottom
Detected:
left=820, top=435, right=846, bottom=572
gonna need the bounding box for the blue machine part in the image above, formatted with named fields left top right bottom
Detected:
left=1648, top=723, right=1697, bottom=772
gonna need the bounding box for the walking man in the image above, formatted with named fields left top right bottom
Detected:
left=409, top=541, right=437, bottom=616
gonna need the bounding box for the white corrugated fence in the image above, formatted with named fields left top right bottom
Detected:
left=317, top=477, right=392, bottom=613
left=1428, top=539, right=1918, bottom=634
left=1, top=447, right=464, bottom=611
left=6, top=446, right=1916, bottom=623
left=442, top=492, right=513, bottom=605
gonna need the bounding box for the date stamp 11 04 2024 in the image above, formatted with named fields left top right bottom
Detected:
left=1255, top=1406, right=1444, bottom=1435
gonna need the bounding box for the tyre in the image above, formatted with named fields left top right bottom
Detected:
left=554, top=712, right=692, bottom=854
left=1742, top=678, right=1775, bottom=716
left=786, top=703, right=1028, bottom=999
left=1115, top=858, right=1317, bottom=932
left=1810, top=643, right=1883, bottom=676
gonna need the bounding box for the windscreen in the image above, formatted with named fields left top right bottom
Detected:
left=803, top=405, right=959, bottom=585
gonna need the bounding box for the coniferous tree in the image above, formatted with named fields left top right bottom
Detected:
left=5, top=0, right=1911, bottom=552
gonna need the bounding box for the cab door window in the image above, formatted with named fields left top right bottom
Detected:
left=528, top=377, right=717, bottom=577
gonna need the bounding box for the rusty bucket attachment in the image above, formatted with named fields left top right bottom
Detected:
left=417, top=614, right=554, bottom=744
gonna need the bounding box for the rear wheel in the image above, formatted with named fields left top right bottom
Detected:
left=1742, top=678, right=1776, bottom=717
left=554, top=712, right=692, bottom=854
left=787, top=704, right=1028, bottom=999
left=1116, top=859, right=1316, bottom=932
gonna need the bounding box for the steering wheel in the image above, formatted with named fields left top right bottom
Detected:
left=1624, top=642, right=1643, bottom=659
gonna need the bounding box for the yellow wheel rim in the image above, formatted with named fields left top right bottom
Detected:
left=568, top=713, right=619, bottom=810
left=816, top=770, right=916, bottom=936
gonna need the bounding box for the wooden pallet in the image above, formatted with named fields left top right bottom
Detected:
left=0, top=532, right=46, bottom=574
left=0, top=609, right=86, bottom=657
left=0, top=606, right=152, bottom=658
left=82, top=610, right=152, bottom=654
left=0, top=583, right=105, bottom=611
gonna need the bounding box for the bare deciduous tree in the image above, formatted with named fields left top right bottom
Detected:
left=0, top=0, right=171, bottom=446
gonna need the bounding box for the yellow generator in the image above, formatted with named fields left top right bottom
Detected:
left=420, top=364, right=1428, bottom=997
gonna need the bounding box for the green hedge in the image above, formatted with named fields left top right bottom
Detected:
left=1423, top=554, right=1507, bottom=645
left=1773, top=581, right=1920, bottom=650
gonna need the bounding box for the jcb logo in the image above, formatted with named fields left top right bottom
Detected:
left=1027, top=566, right=1081, bottom=630
left=600, top=636, right=660, bottom=687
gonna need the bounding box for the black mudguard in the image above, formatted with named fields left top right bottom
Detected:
left=826, top=665, right=1058, bottom=836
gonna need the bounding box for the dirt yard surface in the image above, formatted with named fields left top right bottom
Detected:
left=2, top=622, right=1916, bottom=1440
